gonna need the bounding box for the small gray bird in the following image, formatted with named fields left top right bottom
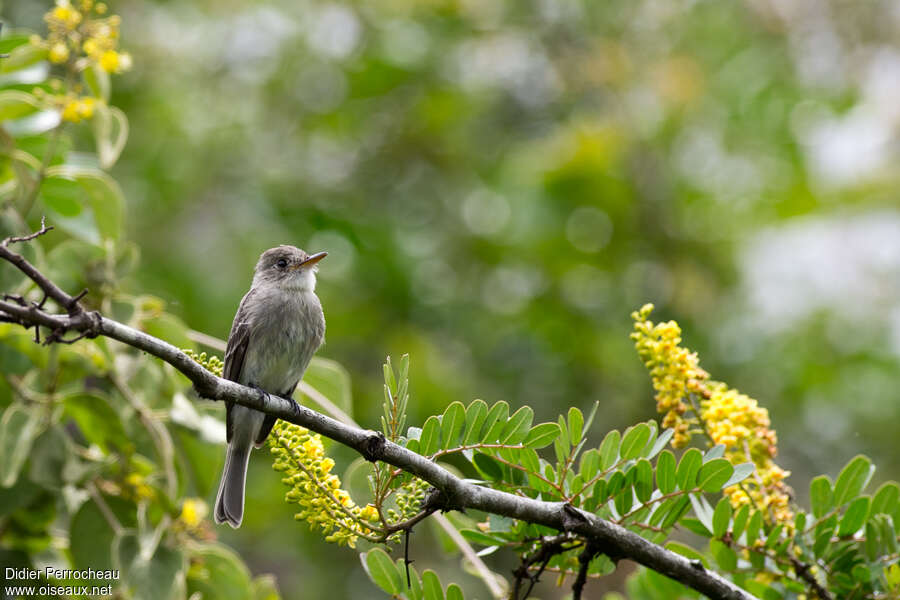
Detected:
left=214, top=245, right=326, bottom=528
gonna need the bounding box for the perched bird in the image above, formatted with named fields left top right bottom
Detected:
left=214, top=245, right=326, bottom=527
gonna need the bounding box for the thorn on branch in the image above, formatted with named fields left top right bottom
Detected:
left=1, top=216, right=53, bottom=248
left=67, top=288, right=88, bottom=314
left=561, top=503, right=588, bottom=532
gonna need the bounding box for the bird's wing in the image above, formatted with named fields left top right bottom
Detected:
left=223, top=288, right=256, bottom=443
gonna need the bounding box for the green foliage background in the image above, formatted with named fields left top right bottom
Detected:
left=1, top=0, right=899, bottom=598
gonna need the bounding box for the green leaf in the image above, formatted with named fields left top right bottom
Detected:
left=696, top=459, right=733, bottom=492
left=45, top=165, right=125, bottom=241
left=362, top=548, right=403, bottom=595
left=634, top=459, right=653, bottom=503
left=722, top=463, right=754, bottom=489
left=115, top=534, right=184, bottom=600
left=745, top=510, right=763, bottom=548
left=0, top=42, right=47, bottom=73
left=709, top=539, right=737, bottom=571
left=28, top=426, right=70, bottom=489
left=422, top=570, right=444, bottom=600
left=732, top=505, right=750, bottom=540
left=0, top=403, right=42, bottom=487
left=660, top=496, right=692, bottom=529
left=656, top=450, right=676, bottom=495
left=579, top=448, right=600, bottom=481
left=186, top=543, right=253, bottom=600
left=833, top=455, right=874, bottom=506
left=864, top=521, right=880, bottom=561
left=441, top=402, right=466, bottom=449
left=446, top=584, right=464, bottom=600
left=764, top=524, right=785, bottom=549
left=599, top=430, right=620, bottom=470
left=41, top=175, right=84, bottom=217
left=463, top=400, right=488, bottom=446
left=645, top=428, right=674, bottom=460
left=675, top=448, right=702, bottom=490
left=838, top=496, right=870, bottom=536
left=480, top=401, right=509, bottom=442
left=524, top=422, right=560, bottom=449
left=810, top=475, right=834, bottom=518
left=620, top=423, right=651, bottom=460
left=0, top=90, right=40, bottom=121
left=521, top=448, right=540, bottom=474
left=500, top=406, right=533, bottom=444
left=568, top=407, right=584, bottom=446
left=712, top=498, right=733, bottom=538
left=472, top=453, right=503, bottom=481
left=871, top=481, right=900, bottom=516
left=63, top=392, right=130, bottom=453
left=703, top=444, right=726, bottom=462
left=420, top=416, right=441, bottom=456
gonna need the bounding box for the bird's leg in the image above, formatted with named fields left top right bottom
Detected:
left=280, top=393, right=302, bottom=417
left=249, top=383, right=272, bottom=410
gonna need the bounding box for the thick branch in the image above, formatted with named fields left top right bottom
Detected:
left=0, top=239, right=758, bottom=600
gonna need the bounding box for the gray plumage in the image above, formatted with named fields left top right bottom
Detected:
left=214, top=245, right=326, bottom=528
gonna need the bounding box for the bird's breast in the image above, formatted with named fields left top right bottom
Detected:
left=242, top=290, right=324, bottom=395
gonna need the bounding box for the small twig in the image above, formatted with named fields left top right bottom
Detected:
left=572, top=540, right=599, bottom=600
left=791, top=558, right=833, bottom=600
left=1, top=216, right=53, bottom=247
left=404, top=528, right=413, bottom=587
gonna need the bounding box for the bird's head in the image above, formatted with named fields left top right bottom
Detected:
left=253, top=245, right=327, bottom=292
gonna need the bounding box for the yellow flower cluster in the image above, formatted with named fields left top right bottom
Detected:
left=183, top=350, right=225, bottom=378
left=631, top=303, right=708, bottom=447
left=270, top=421, right=378, bottom=547
left=35, top=0, right=132, bottom=122
left=41, top=0, right=131, bottom=72
left=632, top=304, right=792, bottom=524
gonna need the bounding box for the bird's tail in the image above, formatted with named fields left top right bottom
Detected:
left=214, top=440, right=251, bottom=528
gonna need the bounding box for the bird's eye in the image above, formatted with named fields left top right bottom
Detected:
left=276, top=258, right=288, bottom=269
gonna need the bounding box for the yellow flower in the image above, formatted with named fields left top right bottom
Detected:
left=180, top=498, right=208, bottom=528
left=99, top=50, right=120, bottom=72
left=360, top=504, right=378, bottom=521
left=61, top=100, right=81, bottom=122
left=49, top=42, right=70, bottom=63
left=49, top=0, right=83, bottom=30
left=83, top=38, right=98, bottom=56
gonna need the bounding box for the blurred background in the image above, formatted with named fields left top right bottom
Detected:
left=4, top=0, right=900, bottom=597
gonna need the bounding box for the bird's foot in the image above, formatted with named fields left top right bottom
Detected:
left=249, top=383, right=272, bottom=408
left=281, top=393, right=302, bottom=417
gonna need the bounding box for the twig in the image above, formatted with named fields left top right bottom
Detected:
left=572, top=540, right=599, bottom=600
left=1, top=215, right=53, bottom=247
left=790, top=557, right=833, bottom=600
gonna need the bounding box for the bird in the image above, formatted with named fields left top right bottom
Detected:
left=214, top=245, right=326, bottom=528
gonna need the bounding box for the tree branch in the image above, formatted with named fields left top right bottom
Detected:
left=0, top=232, right=759, bottom=600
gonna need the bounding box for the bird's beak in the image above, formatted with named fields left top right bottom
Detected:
left=290, top=251, right=327, bottom=270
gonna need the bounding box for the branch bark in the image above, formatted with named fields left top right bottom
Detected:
left=0, top=232, right=758, bottom=600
